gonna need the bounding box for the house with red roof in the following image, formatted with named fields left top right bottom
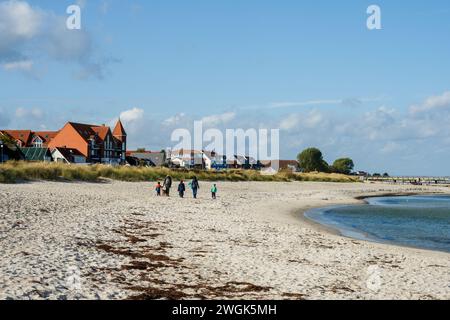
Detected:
left=1, top=119, right=127, bottom=164
left=48, top=120, right=127, bottom=164
left=0, top=130, right=59, bottom=148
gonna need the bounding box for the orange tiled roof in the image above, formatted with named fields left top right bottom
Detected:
left=67, top=122, right=100, bottom=142
left=113, top=119, right=126, bottom=137
left=91, top=125, right=110, bottom=141
left=34, top=131, right=59, bottom=144
left=1, top=130, right=33, bottom=145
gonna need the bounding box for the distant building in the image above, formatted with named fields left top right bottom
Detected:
left=0, top=139, right=24, bottom=162
left=52, top=147, right=86, bottom=164
left=261, top=160, right=300, bottom=172
left=48, top=120, right=127, bottom=164
left=1, top=119, right=127, bottom=164
left=168, top=149, right=206, bottom=169
left=0, top=130, right=59, bottom=148
left=126, top=151, right=166, bottom=167
left=20, top=148, right=53, bottom=162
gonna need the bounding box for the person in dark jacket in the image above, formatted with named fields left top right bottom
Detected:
left=190, top=176, right=200, bottom=199
left=178, top=180, right=186, bottom=198
left=162, top=175, right=172, bottom=197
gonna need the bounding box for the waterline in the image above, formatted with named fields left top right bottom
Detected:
left=305, top=195, right=450, bottom=253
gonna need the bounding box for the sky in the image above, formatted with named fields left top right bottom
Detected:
left=1, top=0, right=450, bottom=175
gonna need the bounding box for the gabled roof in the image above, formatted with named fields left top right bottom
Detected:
left=54, top=147, right=85, bottom=162
left=66, top=122, right=105, bottom=144
left=1, top=130, right=33, bottom=145
left=91, top=125, right=111, bottom=141
left=35, top=131, right=59, bottom=144
left=113, top=119, right=126, bottom=137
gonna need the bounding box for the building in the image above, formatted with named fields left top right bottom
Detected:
left=48, top=120, right=127, bottom=164
left=20, top=148, right=53, bottom=162
left=51, top=147, right=86, bottom=164
left=168, top=149, right=206, bottom=169
left=0, top=130, right=59, bottom=148
left=167, top=149, right=260, bottom=170
left=126, top=151, right=166, bottom=167
left=0, top=139, right=24, bottom=162
left=261, top=160, right=300, bottom=172
left=1, top=119, right=127, bottom=164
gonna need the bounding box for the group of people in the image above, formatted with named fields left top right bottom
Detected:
left=155, top=176, right=218, bottom=199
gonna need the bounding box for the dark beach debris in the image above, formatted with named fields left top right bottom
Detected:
left=112, top=229, right=148, bottom=244
left=288, top=259, right=311, bottom=264
left=281, top=292, right=307, bottom=300
left=126, top=281, right=273, bottom=300
left=95, top=241, right=183, bottom=265
left=92, top=218, right=307, bottom=300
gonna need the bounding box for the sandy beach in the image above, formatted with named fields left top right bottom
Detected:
left=0, top=180, right=449, bottom=300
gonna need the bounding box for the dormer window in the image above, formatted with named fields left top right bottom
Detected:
left=32, top=136, right=43, bottom=148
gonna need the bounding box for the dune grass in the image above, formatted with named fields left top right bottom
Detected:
left=0, top=161, right=359, bottom=184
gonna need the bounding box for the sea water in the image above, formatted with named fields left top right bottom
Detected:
left=305, top=195, right=450, bottom=253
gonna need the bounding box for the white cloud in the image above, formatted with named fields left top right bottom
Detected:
left=280, top=114, right=300, bottom=131
left=0, top=0, right=116, bottom=79
left=119, top=107, right=144, bottom=124
left=15, top=107, right=43, bottom=119
left=2, top=59, right=33, bottom=71
left=163, top=113, right=186, bottom=126
left=200, top=112, right=236, bottom=127
left=271, top=99, right=342, bottom=109
left=0, top=0, right=42, bottom=42
left=304, top=110, right=323, bottom=128
left=279, top=110, right=324, bottom=131
left=410, top=91, right=450, bottom=114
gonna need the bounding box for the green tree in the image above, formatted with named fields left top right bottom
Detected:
left=331, top=158, right=355, bottom=175
left=297, top=148, right=329, bottom=172
left=136, top=148, right=146, bottom=153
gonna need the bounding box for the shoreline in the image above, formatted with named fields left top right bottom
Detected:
left=296, top=190, right=450, bottom=255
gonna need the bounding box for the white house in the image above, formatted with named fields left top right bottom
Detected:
left=51, top=147, right=86, bottom=164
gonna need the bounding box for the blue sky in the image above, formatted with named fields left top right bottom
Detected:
left=1, top=0, right=450, bottom=175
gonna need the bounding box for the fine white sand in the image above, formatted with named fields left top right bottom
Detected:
left=0, top=180, right=449, bottom=300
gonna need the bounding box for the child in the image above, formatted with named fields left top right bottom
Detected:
left=155, top=182, right=161, bottom=196
left=178, top=180, right=186, bottom=198
left=211, top=184, right=217, bottom=199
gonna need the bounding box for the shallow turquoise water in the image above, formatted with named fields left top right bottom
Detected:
left=305, top=195, right=450, bottom=253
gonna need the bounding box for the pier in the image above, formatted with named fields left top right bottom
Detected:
left=365, top=176, right=450, bottom=186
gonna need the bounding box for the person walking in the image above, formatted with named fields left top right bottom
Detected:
left=211, top=184, right=218, bottom=199
left=162, top=175, right=172, bottom=197
left=178, top=180, right=186, bottom=198
left=190, top=176, right=200, bottom=199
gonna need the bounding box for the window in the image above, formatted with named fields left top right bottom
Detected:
left=33, top=137, right=43, bottom=148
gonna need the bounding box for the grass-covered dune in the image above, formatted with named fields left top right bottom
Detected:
left=0, top=161, right=359, bottom=184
